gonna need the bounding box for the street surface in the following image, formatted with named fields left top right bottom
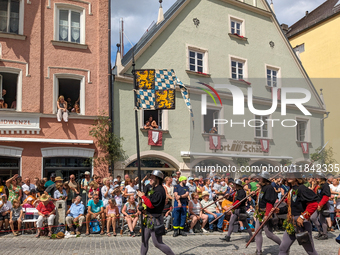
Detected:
left=0, top=231, right=339, bottom=255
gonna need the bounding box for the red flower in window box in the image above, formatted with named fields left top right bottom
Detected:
left=197, top=71, right=208, bottom=75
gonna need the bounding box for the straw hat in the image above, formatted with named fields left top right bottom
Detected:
left=55, top=177, right=63, bottom=182
left=56, top=232, right=65, bottom=239
left=39, top=194, right=50, bottom=202
left=202, top=191, right=209, bottom=197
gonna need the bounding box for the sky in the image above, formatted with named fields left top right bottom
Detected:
left=111, top=0, right=326, bottom=63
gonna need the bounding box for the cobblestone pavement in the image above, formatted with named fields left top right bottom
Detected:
left=0, top=230, right=339, bottom=255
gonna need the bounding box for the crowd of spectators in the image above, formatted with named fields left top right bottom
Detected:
left=1, top=171, right=340, bottom=238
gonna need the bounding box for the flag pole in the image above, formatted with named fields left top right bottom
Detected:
left=132, top=52, right=145, bottom=245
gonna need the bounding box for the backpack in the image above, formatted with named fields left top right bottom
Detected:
left=53, top=223, right=66, bottom=234
left=89, top=219, right=101, bottom=234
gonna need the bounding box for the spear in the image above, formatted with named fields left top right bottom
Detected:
left=209, top=189, right=259, bottom=224
left=245, top=190, right=289, bottom=248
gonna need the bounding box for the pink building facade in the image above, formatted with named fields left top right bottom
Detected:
left=0, top=0, right=109, bottom=180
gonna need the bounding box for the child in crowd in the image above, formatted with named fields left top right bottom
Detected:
left=88, top=181, right=99, bottom=200
left=9, top=199, right=23, bottom=236
left=162, top=198, right=173, bottom=232
left=106, top=198, right=119, bottom=237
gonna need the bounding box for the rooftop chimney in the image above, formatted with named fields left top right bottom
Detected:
left=157, top=0, right=164, bottom=25
left=280, top=23, right=289, bottom=34
left=305, top=11, right=309, bottom=16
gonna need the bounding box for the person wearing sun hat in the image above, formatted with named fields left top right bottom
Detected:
left=36, top=194, right=56, bottom=238
left=173, top=175, right=189, bottom=237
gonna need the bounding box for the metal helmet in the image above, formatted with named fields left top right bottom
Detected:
left=257, top=171, right=271, bottom=181
left=151, top=170, right=164, bottom=180
left=233, top=179, right=243, bottom=186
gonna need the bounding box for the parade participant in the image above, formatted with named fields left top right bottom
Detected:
left=275, top=166, right=319, bottom=255
left=254, top=171, right=281, bottom=255
left=137, top=170, right=175, bottom=255
left=172, top=176, right=189, bottom=237
left=310, top=172, right=331, bottom=240
left=221, top=179, right=253, bottom=242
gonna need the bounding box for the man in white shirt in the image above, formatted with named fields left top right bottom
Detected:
left=22, top=177, right=36, bottom=201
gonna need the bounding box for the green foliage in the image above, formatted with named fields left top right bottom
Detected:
left=310, top=146, right=337, bottom=166
left=233, top=157, right=250, bottom=167
left=89, top=113, right=125, bottom=167
left=280, top=159, right=292, bottom=166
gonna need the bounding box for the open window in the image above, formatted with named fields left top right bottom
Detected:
left=203, top=108, right=220, bottom=134
left=143, top=109, right=163, bottom=129
left=58, top=78, right=81, bottom=114
left=0, top=72, right=18, bottom=110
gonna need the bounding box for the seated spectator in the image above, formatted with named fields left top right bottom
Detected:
left=71, top=103, right=80, bottom=114
left=45, top=176, right=63, bottom=199
left=162, top=198, right=173, bottom=232
left=22, top=189, right=38, bottom=205
left=86, top=194, right=105, bottom=235
left=106, top=198, right=119, bottom=237
left=122, top=195, right=139, bottom=237
left=0, top=177, right=5, bottom=196
left=0, top=194, right=11, bottom=232
left=209, top=126, right=217, bottom=134
left=88, top=181, right=100, bottom=200
left=57, top=95, right=68, bottom=122
left=101, top=178, right=113, bottom=208
left=22, top=177, right=35, bottom=201
left=187, top=177, right=197, bottom=199
left=188, top=192, right=208, bottom=234
left=66, top=196, right=85, bottom=235
left=113, top=188, right=124, bottom=213
left=9, top=199, right=23, bottom=236
left=201, top=191, right=224, bottom=232
left=144, top=121, right=153, bottom=130
left=0, top=98, right=7, bottom=108
left=124, top=179, right=137, bottom=198
left=36, top=194, right=56, bottom=238
left=36, top=180, right=45, bottom=197
left=54, top=183, right=68, bottom=200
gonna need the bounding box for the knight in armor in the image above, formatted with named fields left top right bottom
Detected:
left=275, top=165, right=319, bottom=255
left=137, top=170, right=175, bottom=255
left=310, top=172, right=331, bottom=240
left=254, top=171, right=281, bottom=255
left=220, top=179, right=254, bottom=243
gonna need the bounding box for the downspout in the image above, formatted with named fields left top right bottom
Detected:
left=108, top=0, right=114, bottom=175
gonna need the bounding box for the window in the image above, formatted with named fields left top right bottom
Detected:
left=58, top=78, right=81, bottom=114
left=296, top=120, right=307, bottom=142
left=231, top=60, right=244, bottom=80
left=267, top=68, right=277, bottom=87
left=0, top=72, right=18, bottom=110
left=255, top=115, right=268, bottom=138
left=189, top=50, right=204, bottom=73
left=204, top=108, right=220, bottom=134
left=0, top=156, right=20, bottom=179
left=55, top=5, right=85, bottom=44
left=231, top=19, right=242, bottom=35
left=143, top=109, right=163, bottom=129
left=0, top=0, right=20, bottom=34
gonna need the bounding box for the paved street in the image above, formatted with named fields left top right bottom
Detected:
left=0, top=231, right=339, bottom=255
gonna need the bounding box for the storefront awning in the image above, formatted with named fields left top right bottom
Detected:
left=181, top=151, right=293, bottom=160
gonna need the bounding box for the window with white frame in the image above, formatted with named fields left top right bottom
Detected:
left=231, top=19, right=242, bottom=35
left=55, top=5, right=85, bottom=44
left=231, top=59, right=244, bottom=80
left=267, top=68, right=278, bottom=87
left=255, top=115, right=269, bottom=138
left=0, top=0, right=20, bottom=34
left=189, top=50, right=204, bottom=73
left=143, top=110, right=163, bottom=130
left=0, top=72, right=18, bottom=110
left=204, top=108, right=220, bottom=134
left=296, top=120, right=308, bottom=142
